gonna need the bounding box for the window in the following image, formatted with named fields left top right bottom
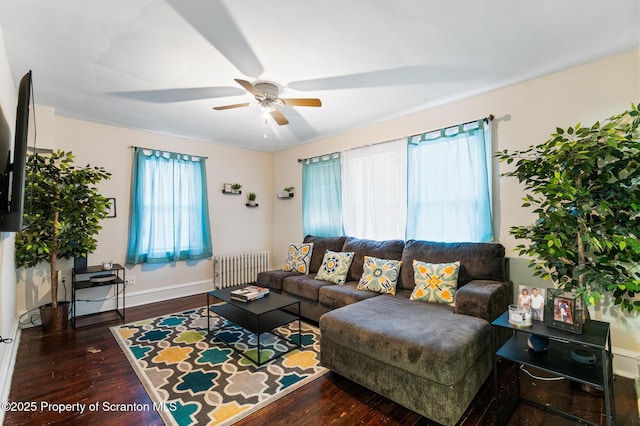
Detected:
left=301, top=154, right=343, bottom=237
left=126, top=148, right=212, bottom=264
left=406, top=120, right=493, bottom=242
left=341, top=139, right=407, bottom=240
left=301, top=119, right=493, bottom=243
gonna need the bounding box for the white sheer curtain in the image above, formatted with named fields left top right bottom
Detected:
left=341, top=139, right=407, bottom=240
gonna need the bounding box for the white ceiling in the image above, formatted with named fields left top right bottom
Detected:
left=0, top=1, right=638, bottom=152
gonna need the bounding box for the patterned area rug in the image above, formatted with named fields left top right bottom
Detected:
left=111, top=306, right=327, bottom=426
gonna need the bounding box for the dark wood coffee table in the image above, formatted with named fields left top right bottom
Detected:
left=207, top=285, right=301, bottom=365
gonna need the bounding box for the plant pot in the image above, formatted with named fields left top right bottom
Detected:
left=40, top=302, right=69, bottom=332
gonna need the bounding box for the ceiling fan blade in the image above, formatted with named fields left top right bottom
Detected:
left=235, top=79, right=263, bottom=97
left=167, top=1, right=263, bottom=77
left=288, top=65, right=473, bottom=91
left=213, top=103, right=250, bottom=110
left=269, top=108, right=289, bottom=125
left=112, top=86, right=245, bottom=103
left=281, top=98, right=322, bottom=107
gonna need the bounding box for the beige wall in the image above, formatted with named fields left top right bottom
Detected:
left=16, top=116, right=273, bottom=316
left=272, top=49, right=640, bottom=376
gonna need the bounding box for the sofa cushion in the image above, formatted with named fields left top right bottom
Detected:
left=282, top=274, right=333, bottom=302
left=399, top=240, right=506, bottom=291
left=316, top=250, right=354, bottom=285
left=303, top=235, right=347, bottom=273
left=410, top=260, right=460, bottom=305
left=342, top=237, right=405, bottom=282
left=283, top=242, right=313, bottom=273
left=319, top=294, right=491, bottom=386
left=356, top=256, right=402, bottom=295
left=256, top=270, right=299, bottom=291
left=319, top=282, right=380, bottom=308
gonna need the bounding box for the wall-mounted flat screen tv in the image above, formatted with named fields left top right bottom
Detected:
left=0, top=71, right=32, bottom=232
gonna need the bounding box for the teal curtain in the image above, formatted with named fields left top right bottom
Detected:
left=126, top=148, right=213, bottom=264
left=406, top=120, right=493, bottom=242
left=302, top=154, right=344, bottom=237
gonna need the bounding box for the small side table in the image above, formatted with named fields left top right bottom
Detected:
left=71, top=264, right=126, bottom=328
left=492, top=311, right=615, bottom=425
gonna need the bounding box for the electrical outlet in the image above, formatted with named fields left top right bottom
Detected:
left=61, top=275, right=67, bottom=284
left=128, top=275, right=136, bottom=286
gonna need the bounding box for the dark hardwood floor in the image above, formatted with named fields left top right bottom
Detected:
left=5, top=294, right=639, bottom=425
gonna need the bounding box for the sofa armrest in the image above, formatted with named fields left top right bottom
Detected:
left=455, top=280, right=513, bottom=322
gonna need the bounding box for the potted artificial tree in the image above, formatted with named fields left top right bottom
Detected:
left=15, top=150, right=111, bottom=331
left=498, top=104, right=640, bottom=313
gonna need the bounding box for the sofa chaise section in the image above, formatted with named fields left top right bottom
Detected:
left=320, top=239, right=511, bottom=425
left=320, top=295, right=493, bottom=426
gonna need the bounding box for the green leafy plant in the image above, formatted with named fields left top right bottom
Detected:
left=498, top=104, right=640, bottom=313
left=248, top=192, right=257, bottom=201
left=231, top=183, right=242, bottom=191
left=15, top=150, right=112, bottom=310
left=284, top=186, right=294, bottom=192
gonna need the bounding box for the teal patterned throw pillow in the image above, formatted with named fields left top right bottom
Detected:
left=283, top=243, right=313, bottom=274
left=315, top=250, right=355, bottom=285
left=356, top=256, right=402, bottom=295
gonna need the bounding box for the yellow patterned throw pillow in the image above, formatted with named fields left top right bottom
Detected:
left=315, top=250, right=355, bottom=285
left=410, top=260, right=460, bottom=305
left=283, top=243, right=313, bottom=274
left=356, top=256, right=402, bottom=295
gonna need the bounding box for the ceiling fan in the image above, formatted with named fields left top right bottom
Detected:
left=213, top=79, right=322, bottom=125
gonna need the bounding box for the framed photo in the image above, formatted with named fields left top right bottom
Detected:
left=544, top=289, right=584, bottom=334
left=106, top=198, right=116, bottom=218
left=517, top=285, right=546, bottom=322
left=223, top=183, right=232, bottom=192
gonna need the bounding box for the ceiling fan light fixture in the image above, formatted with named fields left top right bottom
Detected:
left=259, top=99, right=275, bottom=112
left=216, top=79, right=321, bottom=127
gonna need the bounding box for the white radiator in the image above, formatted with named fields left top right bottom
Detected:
left=213, top=251, right=270, bottom=289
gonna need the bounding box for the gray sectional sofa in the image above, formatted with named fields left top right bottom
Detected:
left=256, top=235, right=512, bottom=426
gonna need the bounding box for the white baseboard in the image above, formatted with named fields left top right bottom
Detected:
left=73, top=279, right=213, bottom=317
left=0, top=316, right=21, bottom=425
left=19, top=279, right=214, bottom=328
left=125, top=279, right=213, bottom=309
left=613, top=347, right=639, bottom=379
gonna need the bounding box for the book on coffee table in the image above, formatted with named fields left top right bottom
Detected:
left=230, top=285, right=270, bottom=302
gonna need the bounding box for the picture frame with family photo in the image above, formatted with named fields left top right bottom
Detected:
left=543, top=289, right=584, bottom=334
left=516, top=285, right=546, bottom=322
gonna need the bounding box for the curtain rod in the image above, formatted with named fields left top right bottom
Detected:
left=128, top=145, right=209, bottom=159
left=297, top=114, right=494, bottom=164
left=408, top=114, right=494, bottom=140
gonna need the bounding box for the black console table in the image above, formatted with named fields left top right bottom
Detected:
left=492, top=310, right=615, bottom=425
left=71, top=264, right=126, bottom=328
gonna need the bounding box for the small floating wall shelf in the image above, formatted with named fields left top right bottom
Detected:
left=277, top=192, right=294, bottom=199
